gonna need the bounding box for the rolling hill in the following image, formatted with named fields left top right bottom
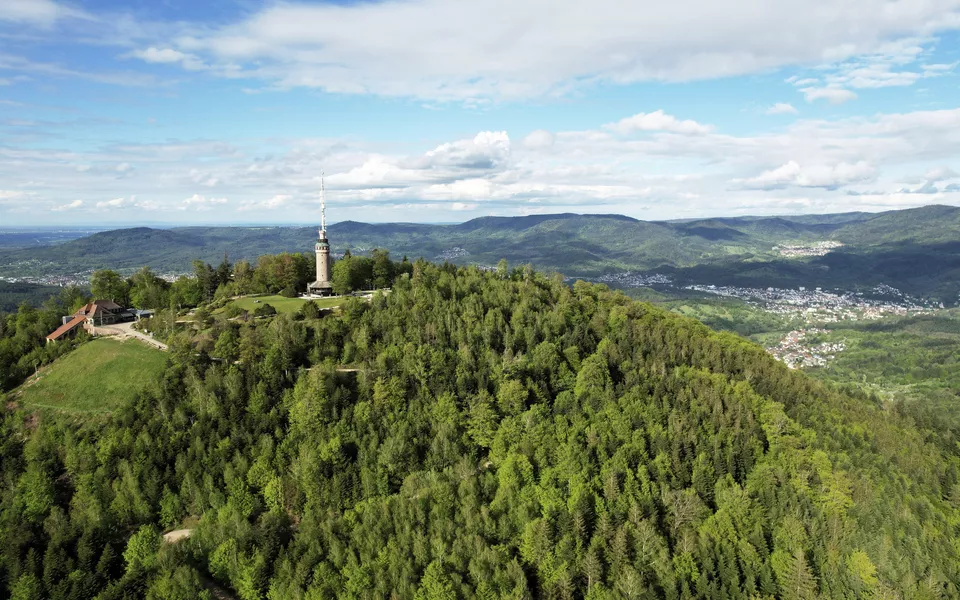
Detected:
left=1, top=204, right=958, bottom=299
left=0, top=264, right=957, bottom=598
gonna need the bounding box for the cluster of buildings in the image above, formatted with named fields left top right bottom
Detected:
left=594, top=271, right=673, bottom=287
left=773, top=241, right=844, bottom=257
left=685, top=284, right=937, bottom=323
left=435, top=247, right=471, bottom=261
left=1, top=269, right=186, bottom=288
left=0, top=269, right=93, bottom=288
left=45, top=300, right=152, bottom=343
left=768, top=328, right=846, bottom=369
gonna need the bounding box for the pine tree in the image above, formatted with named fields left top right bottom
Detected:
left=772, top=548, right=818, bottom=600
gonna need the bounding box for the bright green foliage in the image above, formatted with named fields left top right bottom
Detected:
left=146, top=565, right=212, bottom=600
left=332, top=253, right=373, bottom=294
left=129, top=267, right=169, bottom=310
left=90, top=270, right=130, bottom=305
left=771, top=549, right=818, bottom=600
left=415, top=561, right=457, bottom=600
left=0, top=262, right=957, bottom=600
left=123, top=526, right=161, bottom=573
left=15, top=465, right=54, bottom=523
left=10, top=573, right=42, bottom=600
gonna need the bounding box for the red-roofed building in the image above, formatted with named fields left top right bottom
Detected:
left=46, top=299, right=136, bottom=343
left=46, top=315, right=88, bottom=343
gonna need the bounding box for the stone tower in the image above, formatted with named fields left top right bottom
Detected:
left=307, top=174, right=334, bottom=295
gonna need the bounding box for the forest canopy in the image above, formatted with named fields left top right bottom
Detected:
left=0, top=261, right=958, bottom=599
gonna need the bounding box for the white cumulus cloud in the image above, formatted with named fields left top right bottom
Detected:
left=925, top=165, right=958, bottom=181
left=51, top=199, right=83, bottom=211
left=129, top=47, right=207, bottom=71
left=605, top=110, right=713, bottom=135
left=765, top=103, right=798, bottom=115
left=522, top=129, right=556, bottom=150
left=238, top=194, right=292, bottom=211
left=737, top=161, right=876, bottom=190
left=801, top=87, right=859, bottom=104
left=94, top=196, right=157, bottom=210
left=0, top=0, right=77, bottom=25
left=181, top=194, right=228, bottom=210
left=160, top=0, right=960, bottom=102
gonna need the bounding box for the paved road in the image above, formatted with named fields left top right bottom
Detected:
left=94, top=322, right=168, bottom=351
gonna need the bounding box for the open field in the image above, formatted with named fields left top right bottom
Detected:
left=224, top=295, right=344, bottom=315
left=11, top=338, right=167, bottom=414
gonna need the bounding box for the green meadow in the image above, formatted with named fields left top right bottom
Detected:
left=13, top=338, right=167, bottom=414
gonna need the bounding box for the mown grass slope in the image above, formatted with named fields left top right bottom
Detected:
left=224, top=295, right=342, bottom=315
left=12, top=338, right=167, bottom=414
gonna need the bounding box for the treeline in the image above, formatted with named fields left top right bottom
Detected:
left=0, top=249, right=406, bottom=393
left=90, top=249, right=409, bottom=310
left=0, top=287, right=91, bottom=391
left=0, top=282, right=63, bottom=314
left=0, top=262, right=958, bottom=599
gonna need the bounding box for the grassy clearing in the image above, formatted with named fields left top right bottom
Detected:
left=13, top=338, right=167, bottom=414
left=224, top=295, right=343, bottom=315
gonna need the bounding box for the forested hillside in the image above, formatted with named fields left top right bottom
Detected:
left=1, top=262, right=957, bottom=599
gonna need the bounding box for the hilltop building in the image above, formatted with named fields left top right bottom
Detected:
left=307, top=174, right=334, bottom=296
left=46, top=300, right=150, bottom=343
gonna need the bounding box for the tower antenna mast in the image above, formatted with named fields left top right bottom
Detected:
left=320, top=171, right=327, bottom=234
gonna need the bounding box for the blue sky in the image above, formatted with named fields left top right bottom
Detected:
left=1, top=0, right=959, bottom=226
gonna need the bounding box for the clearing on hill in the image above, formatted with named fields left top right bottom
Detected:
left=11, top=338, right=167, bottom=414
left=223, top=294, right=343, bottom=315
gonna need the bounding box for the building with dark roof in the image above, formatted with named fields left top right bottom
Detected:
left=46, top=315, right=88, bottom=343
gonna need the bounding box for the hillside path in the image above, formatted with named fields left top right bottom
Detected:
left=162, top=529, right=193, bottom=543
left=94, top=322, right=168, bottom=351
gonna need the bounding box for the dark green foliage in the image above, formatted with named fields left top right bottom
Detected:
left=0, top=282, right=64, bottom=313
left=0, top=263, right=957, bottom=599
left=298, top=301, right=321, bottom=320
left=253, top=303, right=277, bottom=317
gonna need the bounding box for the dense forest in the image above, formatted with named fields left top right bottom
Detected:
left=1, top=261, right=958, bottom=598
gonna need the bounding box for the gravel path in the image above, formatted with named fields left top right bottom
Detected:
left=94, top=322, right=168, bottom=351
left=162, top=529, right=193, bottom=543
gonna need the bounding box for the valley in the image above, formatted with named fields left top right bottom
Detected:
left=3, top=204, right=959, bottom=301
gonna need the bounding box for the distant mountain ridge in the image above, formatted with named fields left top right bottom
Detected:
left=1, top=204, right=958, bottom=299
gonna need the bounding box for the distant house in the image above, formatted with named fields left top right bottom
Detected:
left=46, top=299, right=137, bottom=343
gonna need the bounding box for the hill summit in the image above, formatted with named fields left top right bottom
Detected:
left=1, top=262, right=956, bottom=598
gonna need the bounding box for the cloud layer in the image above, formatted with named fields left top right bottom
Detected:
left=1, top=106, right=958, bottom=223
left=130, top=0, right=960, bottom=101
left=0, top=1, right=958, bottom=224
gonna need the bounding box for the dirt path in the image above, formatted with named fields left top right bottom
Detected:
left=94, top=322, right=168, bottom=351
left=162, top=529, right=193, bottom=543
